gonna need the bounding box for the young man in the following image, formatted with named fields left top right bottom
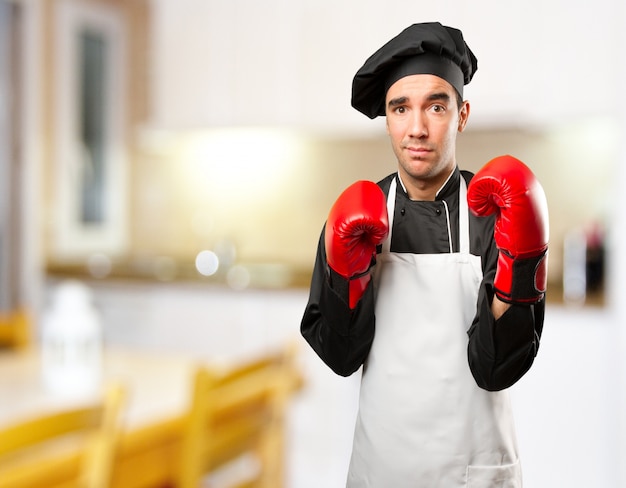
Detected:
left=300, top=22, right=548, bottom=487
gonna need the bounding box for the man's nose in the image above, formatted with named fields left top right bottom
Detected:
left=408, top=112, right=428, bottom=138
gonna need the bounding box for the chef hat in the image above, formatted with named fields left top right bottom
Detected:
left=351, top=22, right=478, bottom=119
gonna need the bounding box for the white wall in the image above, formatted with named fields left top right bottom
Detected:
left=3, top=0, right=45, bottom=312
left=609, top=116, right=626, bottom=488
left=608, top=5, right=626, bottom=485
left=148, top=0, right=623, bottom=133
left=616, top=155, right=626, bottom=487
left=511, top=307, right=622, bottom=488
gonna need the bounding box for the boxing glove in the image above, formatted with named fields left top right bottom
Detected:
left=325, top=181, right=389, bottom=309
left=467, top=155, right=549, bottom=304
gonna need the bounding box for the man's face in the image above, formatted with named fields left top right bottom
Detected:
left=385, top=74, right=469, bottom=199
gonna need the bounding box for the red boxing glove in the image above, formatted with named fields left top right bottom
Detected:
left=325, top=181, right=389, bottom=309
left=467, top=155, right=549, bottom=304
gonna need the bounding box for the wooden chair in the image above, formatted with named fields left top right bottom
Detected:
left=0, top=384, right=125, bottom=488
left=176, top=343, right=302, bottom=488
left=0, top=308, right=31, bottom=350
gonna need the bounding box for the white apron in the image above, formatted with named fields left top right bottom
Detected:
left=347, top=176, right=522, bottom=488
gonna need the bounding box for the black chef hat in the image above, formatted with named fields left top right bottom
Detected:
left=351, top=22, right=478, bottom=119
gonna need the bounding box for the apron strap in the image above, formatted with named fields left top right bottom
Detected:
left=383, top=173, right=470, bottom=254
left=383, top=178, right=397, bottom=253
left=459, top=176, right=469, bottom=254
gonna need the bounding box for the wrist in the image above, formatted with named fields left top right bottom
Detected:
left=326, top=265, right=371, bottom=309
left=494, top=248, right=548, bottom=304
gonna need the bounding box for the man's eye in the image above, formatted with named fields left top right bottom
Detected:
left=432, top=105, right=445, bottom=113
left=395, top=106, right=406, bottom=114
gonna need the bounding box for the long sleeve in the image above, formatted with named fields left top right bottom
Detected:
left=466, top=235, right=545, bottom=392
left=300, top=169, right=545, bottom=387
left=300, top=228, right=376, bottom=377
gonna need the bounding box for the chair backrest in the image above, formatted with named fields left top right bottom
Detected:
left=177, top=342, right=302, bottom=488
left=0, top=384, right=125, bottom=488
left=0, top=308, right=31, bottom=350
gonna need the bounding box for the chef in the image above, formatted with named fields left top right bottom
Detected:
left=300, top=22, right=548, bottom=487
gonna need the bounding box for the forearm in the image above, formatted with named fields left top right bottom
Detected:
left=300, top=235, right=376, bottom=377
left=468, top=286, right=543, bottom=391
left=302, top=273, right=375, bottom=376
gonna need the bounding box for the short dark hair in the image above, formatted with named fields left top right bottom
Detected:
left=456, top=91, right=463, bottom=110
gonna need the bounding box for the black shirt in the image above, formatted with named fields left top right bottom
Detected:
left=300, top=166, right=544, bottom=391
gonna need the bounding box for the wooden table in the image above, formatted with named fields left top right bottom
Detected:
left=0, top=347, right=209, bottom=488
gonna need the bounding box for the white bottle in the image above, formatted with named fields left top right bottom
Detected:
left=563, top=228, right=587, bottom=305
left=41, top=280, right=103, bottom=394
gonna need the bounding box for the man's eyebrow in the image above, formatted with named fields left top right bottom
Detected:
left=387, top=96, right=409, bottom=109
left=387, top=92, right=452, bottom=109
left=427, top=92, right=451, bottom=103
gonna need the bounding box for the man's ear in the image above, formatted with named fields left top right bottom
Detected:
left=458, top=100, right=470, bottom=132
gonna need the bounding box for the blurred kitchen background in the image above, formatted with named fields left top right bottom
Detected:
left=1, top=0, right=626, bottom=486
